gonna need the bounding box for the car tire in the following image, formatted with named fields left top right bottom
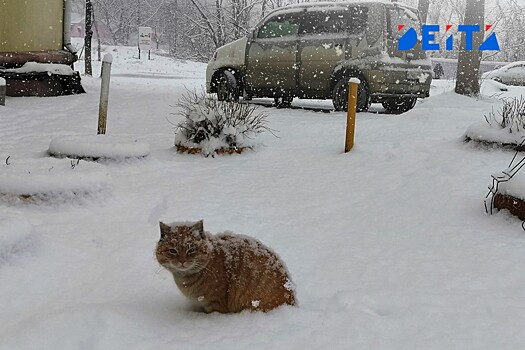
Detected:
left=274, top=94, right=293, bottom=108
left=332, top=77, right=369, bottom=112
left=216, top=70, right=239, bottom=102
left=381, top=97, right=417, bottom=114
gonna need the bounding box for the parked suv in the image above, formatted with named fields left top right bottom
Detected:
left=206, top=1, right=432, bottom=113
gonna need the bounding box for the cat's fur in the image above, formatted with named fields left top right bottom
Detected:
left=155, top=220, right=296, bottom=313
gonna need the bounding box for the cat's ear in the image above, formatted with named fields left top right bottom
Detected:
left=193, top=220, right=205, bottom=239
left=159, top=222, right=171, bottom=240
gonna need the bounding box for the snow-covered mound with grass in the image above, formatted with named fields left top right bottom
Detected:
left=49, top=135, right=150, bottom=160
left=465, top=121, right=525, bottom=145
left=0, top=157, right=111, bottom=198
left=465, top=83, right=525, bottom=146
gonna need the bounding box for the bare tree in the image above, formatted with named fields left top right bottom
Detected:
left=418, top=0, right=430, bottom=23
left=455, top=0, right=484, bottom=96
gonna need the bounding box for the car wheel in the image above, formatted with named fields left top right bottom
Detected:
left=382, top=97, right=417, bottom=114
left=274, top=94, right=293, bottom=108
left=332, top=77, right=369, bottom=112
left=216, top=70, right=239, bottom=102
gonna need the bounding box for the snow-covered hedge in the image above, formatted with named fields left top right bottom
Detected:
left=174, top=90, right=272, bottom=156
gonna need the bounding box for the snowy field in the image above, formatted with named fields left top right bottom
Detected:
left=1, top=45, right=525, bottom=349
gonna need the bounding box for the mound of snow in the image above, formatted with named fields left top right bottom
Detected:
left=2, top=62, right=75, bottom=75
left=0, top=157, right=111, bottom=197
left=464, top=121, right=525, bottom=146
left=49, top=135, right=150, bottom=160
left=480, top=80, right=509, bottom=96
left=0, top=216, right=37, bottom=266
left=498, top=174, right=525, bottom=200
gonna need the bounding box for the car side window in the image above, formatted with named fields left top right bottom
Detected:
left=347, top=7, right=368, bottom=34
left=298, top=8, right=368, bottom=36
left=258, top=15, right=300, bottom=39
left=299, top=12, right=346, bottom=35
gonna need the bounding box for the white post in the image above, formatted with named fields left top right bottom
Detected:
left=0, top=77, right=6, bottom=106
left=98, top=53, right=113, bottom=134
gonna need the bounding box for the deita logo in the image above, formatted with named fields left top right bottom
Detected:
left=398, top=24, right=500, bottom=51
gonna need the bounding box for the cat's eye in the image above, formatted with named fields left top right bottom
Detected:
left=186, top=248, right=197, bottom=255
left=168, top=248, right=178, bottom=255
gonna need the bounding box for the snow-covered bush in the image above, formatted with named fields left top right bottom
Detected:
left=174, top=89, right=272, bottom=156
left=484, top=96, right=525, bottom=133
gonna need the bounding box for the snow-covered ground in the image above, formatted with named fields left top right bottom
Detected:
left=1, top=45, right=525, bottom=349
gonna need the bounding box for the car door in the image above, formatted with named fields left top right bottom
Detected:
left=297, top=8, right=367, bottom=94
left=245, top=12, right=300, bottom=94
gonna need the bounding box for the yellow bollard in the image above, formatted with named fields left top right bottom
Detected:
left=345, top=78, right=360, bottom=153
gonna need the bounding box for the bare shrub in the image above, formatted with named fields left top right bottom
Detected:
left=173, top=89, right=274, bottom=156
left=484, top=96, right=525, bottom=133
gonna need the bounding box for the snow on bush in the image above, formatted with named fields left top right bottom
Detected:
left=465, top=97, right=525, bottom=147
left=0, top=216, right=37, bottom=266
left=173, top=89, right=273, bottom=156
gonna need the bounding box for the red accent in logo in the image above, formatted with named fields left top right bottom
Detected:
left=446, top=24, right=452, bottom=31
left=485, top=24, right=492, bottom=31
left=398, top=24, right=405, bottom=31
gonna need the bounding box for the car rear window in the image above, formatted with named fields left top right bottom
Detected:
left=388, top=7, right=420, bottom=38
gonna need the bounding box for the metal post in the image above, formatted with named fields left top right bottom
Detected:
left=0, top=77, right=5, bottom=106
left=98, top=54, right=113, bottom=134
left=345, top=78, right=360, bottom=153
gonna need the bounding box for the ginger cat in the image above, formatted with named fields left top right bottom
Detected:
left=156, top=220, right=296, bottom=313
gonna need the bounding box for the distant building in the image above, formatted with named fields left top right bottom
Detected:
left=70, top=13, right=111, bottom=41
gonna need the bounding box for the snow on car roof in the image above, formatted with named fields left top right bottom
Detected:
left=499, top=61, right=525, bottom=69
left=279, top=0, right=418, bottom=11
left=263, top=1, right=419, bottom=20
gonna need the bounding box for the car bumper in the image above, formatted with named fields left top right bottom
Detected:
left=205, top=63, right=216, bottom=93
left=367, top=68, right=432, bottom=98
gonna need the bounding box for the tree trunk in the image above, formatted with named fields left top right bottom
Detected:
left=418, top=0, right=430, bottom=24
left=85, top=0, right=93, bottom=76
left=92, top=9, right=101, bottom=62
left=455, top=0, right=485, bottom=96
